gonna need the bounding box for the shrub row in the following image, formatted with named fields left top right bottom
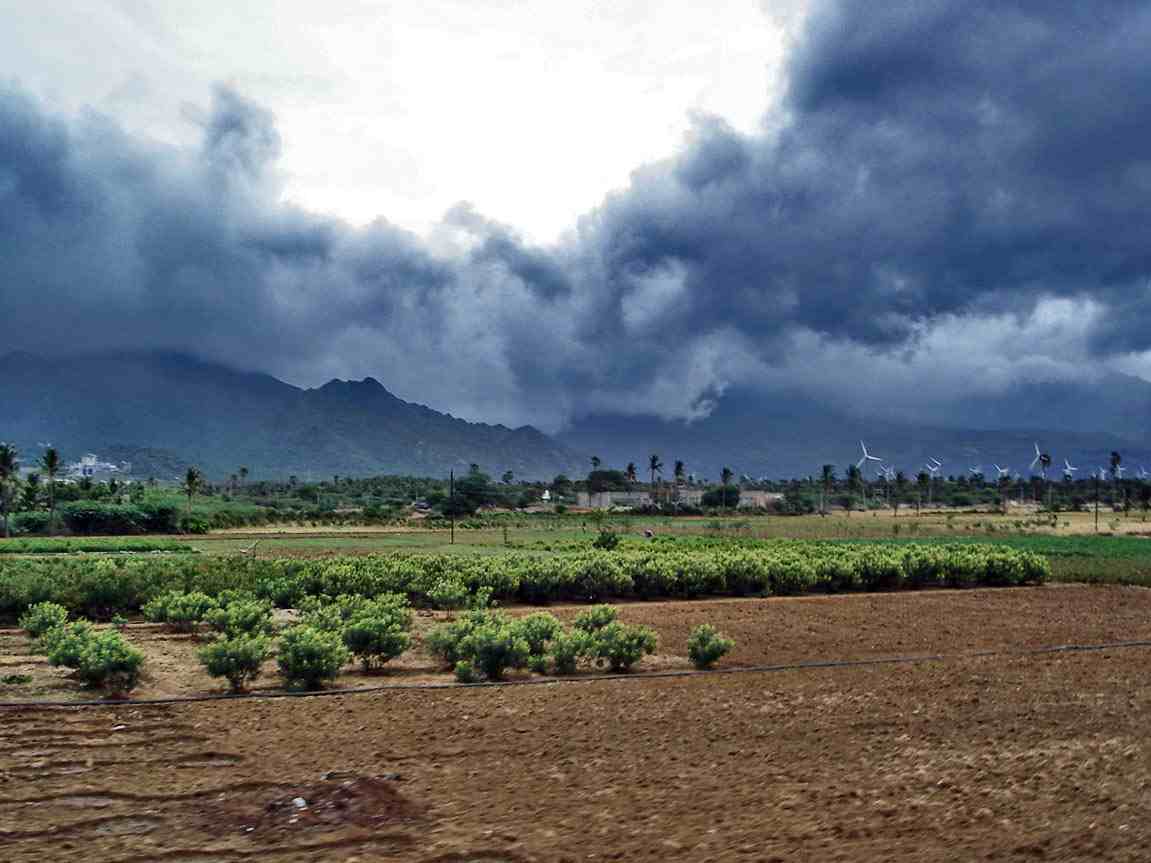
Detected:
left=0, top=542, right=1049, bottom=622
left=426, top=604, right=662, bottom=681
left=19, top=602, right=144, bottom=694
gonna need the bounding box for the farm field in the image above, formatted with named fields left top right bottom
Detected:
left=0, top=585, right=1147, bottom=703
left=3, top=585, right=1151, bottom=861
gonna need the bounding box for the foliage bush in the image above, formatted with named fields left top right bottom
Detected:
left=0, top=541, right=1051, bottom=625
left=511, top=612, right=562, bottom=656
left=457, top=621, right=530, bottom=681
left=75, top=630, right=144, bottom=694
left=590, top=621, right=658, bottom=672
left=592, top=529, right=621, bottom=550
left=277, top=625, right=350, bottom=690
left=142, top=590, right=218, bottom=632
left=549, top=628, right=593, bottom=675
left=572, top=604, right=618, bottom=633
left=454, top=659, right=478, bottom=683
left=19, top=601, right=70, bottom=637
left=343, top=617, right=411, bottom=671
left=687, top=624, right=735, bottom=670
left=199, top=635, right=272, bottom=692
left=42, top=620, right=96, bottom=669
left=205, top=599, right=275, bottom=637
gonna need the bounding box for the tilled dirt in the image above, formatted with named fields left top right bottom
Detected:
left=4, top=585, right=1151, bottom=702
left=3, top=586, right=1151, bottom=860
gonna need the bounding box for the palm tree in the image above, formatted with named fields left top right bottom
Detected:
left=239, top=466, right=249, bottom=487
left=648, top=454, right=663, bottom=487
left=820, top=464, right=835, bottom=515
left=22, top=472, right=41, bottom=510
left=624, top=462, right=638, bottom=485
left=183, top=466, right=203, bottom=516
left=893, top=470, right=908, bottom=517
left=0, top=443, right=19, bottom=539
left=40, top=447, right=60, bottom=534
left=674, top=460, right=686, bottom=485
left=590, top=456, right=602, bottom=473
left=721, top=466, right=734, bottom=510
left=845, top=464, right=862, bottom=515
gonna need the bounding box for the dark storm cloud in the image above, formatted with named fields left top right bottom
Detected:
left=5, top=0, right=1151, bottom=428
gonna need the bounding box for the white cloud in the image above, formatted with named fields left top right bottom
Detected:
left=0, top=0, right=794, bottom=242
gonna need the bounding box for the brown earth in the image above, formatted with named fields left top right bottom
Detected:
left=3, top=585, right=1151, bottom=702
left=3, top=586, right=1151, bottom=860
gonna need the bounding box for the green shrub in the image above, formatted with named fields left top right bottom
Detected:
left=424, top=608, right=501, bottom=668
left=511, top=612, right=562, bottom=656
left=454, top=659, right=478, bottom=683
left=199, top=635, right=272, bottom=692
left=299, top=594, right=374, bottom=632
left=342, top=618, right=411, bottom=671
left=20, top=601, right=70, bottom=637
left=550, top=628, right=593, bottom=675
left=591, top=622, right=658, bottom=672
left=457, top=622, right=530, bottom=681
left=42, top=620, right=96, bottom=669
left=205, top=599, right=275, bottom=637
left=76, top=631, right=144, bottom=694
left=572, top=604, right=618, bottom=633
left=277, top=626, right=350, bottom=690
left=687, top=624, right=735, bottom=670
left=527, top=653, right=549, bottom=673
left=426, top=578, right=469, bottom=613
left=143, top=591, right=218, bottom=632
left=592, top=529, right=620, bottom=550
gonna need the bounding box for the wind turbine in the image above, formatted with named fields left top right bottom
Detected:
left=993, top=464, right=1010, bottom=479
left=924, top=458, right=942, bottom=506
left=854, top=442, right=882, bottom=510
left=1063, top=458, right=1078, bottom=481
left=1139, top=467, right=1149, bottom=480
left=857, top=441, right=882, bottom=470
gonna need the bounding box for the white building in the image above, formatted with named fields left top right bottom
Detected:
left=67, top=453, right=132, bottom=481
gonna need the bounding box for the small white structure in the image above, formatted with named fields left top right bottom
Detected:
left=541, top=489, right=552, bottom=502
left=67, top=453, right=131, bottom=481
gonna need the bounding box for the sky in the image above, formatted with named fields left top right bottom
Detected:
left=4, top=0, right=1151, bottom=432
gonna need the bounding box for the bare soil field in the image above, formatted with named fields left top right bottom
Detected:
left=4, top=586, right=1151, bottom=860
left=3, top=586, right=1151, bottom=702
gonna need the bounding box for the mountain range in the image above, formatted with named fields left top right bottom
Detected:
left=3, top=351, right=1151, bottom=481
left=0, top=352, right=582, bottom=481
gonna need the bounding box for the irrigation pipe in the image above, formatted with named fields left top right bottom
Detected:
left=3, top=638, right=1150, bottom=710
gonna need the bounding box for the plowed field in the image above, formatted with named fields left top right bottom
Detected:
left=4, top=585, right=1151, bottom=861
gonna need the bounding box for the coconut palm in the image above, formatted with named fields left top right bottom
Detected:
left=845, top=463, right=862, bottom=514
left=0, top=443, right=19, bottom=538
left=40, top=447, right=61, bottom=534
left=239, top=466, right=249, bottom=487
left=183, top=466, right=203, bottom=516
left=22, top=472, right=41, bottom=510
left=590, top=456, right=602, bottom=473
left=625, top=462, right=638, bottom=485
left=674, top=460, right=686, bottom=485
left=648, top=454, right=663, bottom=488
left=721, top=466, right=734, bottom=510
left=820, top=464, right=835, bottom=514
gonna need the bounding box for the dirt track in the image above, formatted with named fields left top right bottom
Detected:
left=4, top=586, right=1151, bottom=860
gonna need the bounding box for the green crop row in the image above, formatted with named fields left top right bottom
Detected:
left=0, top=542, right=1048, bottom=621
left=0, top=537, right=197, bottom=555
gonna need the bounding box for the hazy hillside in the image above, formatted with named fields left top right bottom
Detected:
left=0, top=352, right=583, bottom=480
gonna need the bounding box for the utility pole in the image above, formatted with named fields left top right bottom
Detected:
left=449, top=469, right=455, bottom=545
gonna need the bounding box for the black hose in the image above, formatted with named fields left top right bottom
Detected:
left=3, top=638, right=1148, bottom=710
